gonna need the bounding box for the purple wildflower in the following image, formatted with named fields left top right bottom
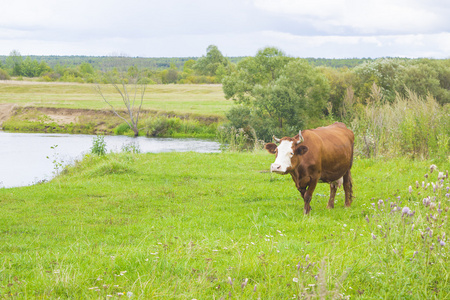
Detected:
left=241, top=278, right=248, bottom=289
left=402, top=207, right=411, bottom=217
left=430, top=164, right=437, bottom=173
left=228, top=277, right=233, bottom=286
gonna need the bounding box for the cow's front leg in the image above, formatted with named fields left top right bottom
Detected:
left=302, top=178, right=318, bottom=214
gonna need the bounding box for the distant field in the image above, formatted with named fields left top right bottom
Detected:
left=0, top=81, right=230, bottom=117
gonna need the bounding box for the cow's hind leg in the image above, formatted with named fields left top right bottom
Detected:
left=327, top=177, right=343, bottom=209
left=343, top=170, right=353, bottom=207
left=327, top=184, right=337, bottom=209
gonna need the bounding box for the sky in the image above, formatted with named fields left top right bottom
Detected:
left=1, top=0, right=450, bottom=58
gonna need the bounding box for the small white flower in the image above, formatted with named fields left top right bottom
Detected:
left=293, top=278, right=299, bottom=283
left=127, top=292, right=134, bottom=298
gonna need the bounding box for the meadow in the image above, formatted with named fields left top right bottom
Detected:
left=0, top=151, right=448, bottom=299
left=0, top=82, right=230, bottom=117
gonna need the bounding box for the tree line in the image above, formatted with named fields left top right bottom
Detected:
left=0, top=47, right=374, bottom=84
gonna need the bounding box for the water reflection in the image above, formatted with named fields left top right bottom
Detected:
left=0, top=132, right=220, bottom=188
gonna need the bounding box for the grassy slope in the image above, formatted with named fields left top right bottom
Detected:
left=0, top=82, right=230, bottom=117
left=0, top=152, right=449, bottom=298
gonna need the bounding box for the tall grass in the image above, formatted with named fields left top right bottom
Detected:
left=216, top=126, right=265, bottom=152
left=351, top=90, right=450, bottom=160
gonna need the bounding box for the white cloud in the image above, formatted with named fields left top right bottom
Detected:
left=253, top=0, right=446, bottom=35
left=0, top=0, right=449, bottom=58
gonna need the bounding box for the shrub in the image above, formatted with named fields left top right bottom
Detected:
left=0, top=68, right=10, bottom=80
left=114, top=123, right=132, bottom=135
left=90, top=135, right=107, bottom=156
left=145, top=117, right=181, bottom=137
left=144, top=116, right=216, bottom=138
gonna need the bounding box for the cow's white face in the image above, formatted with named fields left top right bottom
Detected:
left=270, top=140, right=294, bottom=174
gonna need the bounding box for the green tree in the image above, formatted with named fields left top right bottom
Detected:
left=80, top=62, right=95, bottom=75
left=194, top=45, right=229, bottom=78
left=6, top=50, right=23, bottom=76
left=320, top=66, right=355, bottom=118
left=223, top=47, right=329, bottom=140
left=398, top=59, right=450, bottom=105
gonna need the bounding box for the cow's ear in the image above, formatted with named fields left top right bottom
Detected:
left=264, top=143, right=277, bottom=154
left=295, top=145, right=308, bottom=156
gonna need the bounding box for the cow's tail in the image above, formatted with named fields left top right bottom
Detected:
left=345, top=142, right=354, bottom=205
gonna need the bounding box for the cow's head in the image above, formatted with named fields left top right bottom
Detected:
left=264, top=130, right=308, bottom=174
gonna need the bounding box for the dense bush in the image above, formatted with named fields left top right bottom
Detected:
left=144, top=116, right=216, bottom=138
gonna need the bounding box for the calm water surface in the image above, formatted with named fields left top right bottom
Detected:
left=0, top=132, right=220, bottom=188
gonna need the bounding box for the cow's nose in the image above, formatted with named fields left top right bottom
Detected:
left=270, top=164, right=282, bottom=172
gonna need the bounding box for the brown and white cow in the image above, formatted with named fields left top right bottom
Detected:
left=265, top=122, right=354, bottom=214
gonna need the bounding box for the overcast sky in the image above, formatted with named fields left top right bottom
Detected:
left=1, top=0, right=449, bottom=58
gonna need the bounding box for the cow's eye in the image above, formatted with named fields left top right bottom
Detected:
left=290, top=152, right=294, bottom=156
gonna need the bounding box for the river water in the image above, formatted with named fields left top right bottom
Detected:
left=0, top=132, right=220, bottom=188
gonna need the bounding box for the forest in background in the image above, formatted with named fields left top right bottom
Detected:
left=0, top=47, right=374, bottom=84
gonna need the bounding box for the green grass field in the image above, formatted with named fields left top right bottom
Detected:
left=1, top=152, right=449, bottom=299
left=0, top=82, right=230, bottom=117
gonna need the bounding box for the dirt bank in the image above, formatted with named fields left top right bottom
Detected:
left=0, top=103, right=16, bottom=129
left=0, top=105, right=222, bottom=134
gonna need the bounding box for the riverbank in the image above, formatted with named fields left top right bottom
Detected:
left=1, top=105, right=222, bottom=136
left=0, top=132, right=221, bottom=188
left=0, top=81, right=229, bottom=136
